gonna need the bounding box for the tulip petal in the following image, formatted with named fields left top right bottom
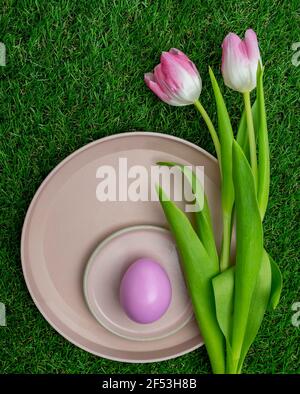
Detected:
left=144, top=48, right=202, bottom=105
left=169, top=48, right=199, bottom=76
left=221, top=30, right=261, bottom=92
left=162, top=52, right=201, bottom=103
left=153, top=65, right=186, bottom=106
left=154, top=63, right=178, bottom=94
left=144, top=73, right=172, bottom=104
left=244, top=29, right=260, bottom=63
left=160, top=52, right=184, bottom=90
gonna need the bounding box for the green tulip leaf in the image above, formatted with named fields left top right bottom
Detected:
left=209, top=67, right=234, bottom=215
left=157, top=185, right=225, bottom=374
left=268, top=255, right=283, bottom=310
left=236, top=99, right=259, bottom=159
left=212, top=266, right=234, bottom=342
left=157, top=161, right=218, bottom=268
left=237, top=249, right=272, bottom=373
left=230, top=141, right=264, bottom=369
left=256, top=63, right=270, bottom=220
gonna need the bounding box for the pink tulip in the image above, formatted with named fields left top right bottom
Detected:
left=144, top=48, right=202, bottom=106
left=221, top=29, right=261, bottom=93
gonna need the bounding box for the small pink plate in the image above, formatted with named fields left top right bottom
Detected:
left=83, top=225, right=193, bottom=341
left=21, top=132, right=221, bottom=363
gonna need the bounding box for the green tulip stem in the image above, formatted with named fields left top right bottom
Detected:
left=194, top=100, right=222, bottom=169
left=226, top=354, right=240, bottom=374
left=243, top=91, right=258, bottom=189
left=220, top=211, right=232, bottom=272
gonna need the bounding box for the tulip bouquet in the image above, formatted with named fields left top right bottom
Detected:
left=144, top=29, right=282, bottom=374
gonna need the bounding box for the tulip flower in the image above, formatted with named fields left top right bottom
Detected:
left=144, top=31, right=282, bottom=375
left=222, top=29, right=261, bottom=189
left=145, top=48, right=221, bottom=162
left=144, top=48, right=202, bottom=106
left=221, top=29, right=261, bottom=93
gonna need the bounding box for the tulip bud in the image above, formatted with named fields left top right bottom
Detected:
left=221, top=29, right=261, bottom=93
left=144, top=48, right=202, bottom=106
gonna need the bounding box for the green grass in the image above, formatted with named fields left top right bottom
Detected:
left=0, top=0, right=299, bottom=374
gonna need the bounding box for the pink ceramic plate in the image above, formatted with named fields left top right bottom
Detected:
left=83, top=225, right=193, bottom=341
left=21, top=132, right=221, bottom=363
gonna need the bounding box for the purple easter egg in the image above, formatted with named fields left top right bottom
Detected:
left=120, top=258, right=172, bottom=324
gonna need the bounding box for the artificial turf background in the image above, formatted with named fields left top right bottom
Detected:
left=0, top=0, right=299, bottom=374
